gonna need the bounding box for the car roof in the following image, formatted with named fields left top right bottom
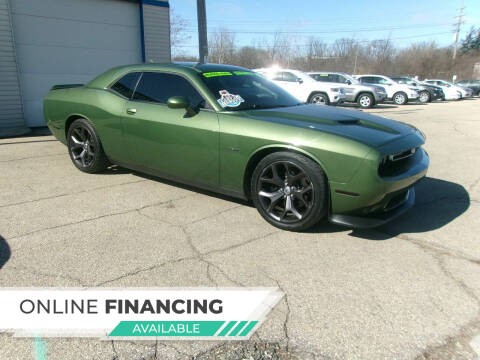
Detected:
left=87, top=62, right=250, bottom=89
left=309, top=71, right=348, bottom=75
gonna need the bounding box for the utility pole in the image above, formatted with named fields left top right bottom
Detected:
left=197, top=0, right=208, bottom=63
left=452, top=0, right=465, bottom=60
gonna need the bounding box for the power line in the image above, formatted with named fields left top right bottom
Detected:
left=180, top=23, right=452, bottom=35
left=173, top=31, right=453, bottom=49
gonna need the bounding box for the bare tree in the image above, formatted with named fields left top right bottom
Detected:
left=170, top=8, right=191, bottom=59
left=209, top=28, right=236, bottom=64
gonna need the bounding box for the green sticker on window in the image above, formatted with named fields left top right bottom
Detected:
left=202, top=71, right=233, bottom=78
left=232, top=71, right=257, bottom=76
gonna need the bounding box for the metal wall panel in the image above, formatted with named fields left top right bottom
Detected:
left=0, top=0, right=27, bottom=136
left=9, top=0, right=143, bottom=127
left=142, top=1, right=171, bottom=63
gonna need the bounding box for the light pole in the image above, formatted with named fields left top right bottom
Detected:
left=197, top=0, right=208, bottom=63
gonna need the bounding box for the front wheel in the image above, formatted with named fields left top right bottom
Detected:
left=308, top=92, right=330, bottom=105
left=418, top=91, right=430, bottom=103
left=393, top=92, right=408, bottom=105
left=357, top=93, right=374, bottom=108
left=251, top=152, right=328, bottom=231
left=67, top=118, right=109, bottom=173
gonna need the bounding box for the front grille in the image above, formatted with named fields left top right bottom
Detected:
left=379, top=148, right=418, bottom=177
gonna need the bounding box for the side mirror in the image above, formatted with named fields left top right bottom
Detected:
left=167, top=96, right=197, bottom=117
left=167, top=96, right=189, bottom=109
left=346, top=80, right=352, bottom=85
left=296, top=78, right=304, bottom=84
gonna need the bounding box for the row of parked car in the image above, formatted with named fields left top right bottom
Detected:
left=253, top=67, right=480, bottom=108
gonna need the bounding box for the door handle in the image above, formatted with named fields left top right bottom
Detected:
left=126, top=108, right=137, bottom=115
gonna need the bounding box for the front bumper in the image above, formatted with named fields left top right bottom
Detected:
left=327, top=144, right=429, bottom=229
left=329, top=187, right=416, bottom=228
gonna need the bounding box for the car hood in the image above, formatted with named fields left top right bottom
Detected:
left=244, top=104, right=423, bottom=149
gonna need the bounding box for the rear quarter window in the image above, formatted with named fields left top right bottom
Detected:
left=110, top=72, right=141, bottom=99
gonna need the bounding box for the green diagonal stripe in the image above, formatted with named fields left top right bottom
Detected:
left=228, top=321, right=247, bottom=336
left=109, top=321, right=225, bottom=337
left=218, top=321, right=237, bottom=336
left=238, top=321, right=258, bottom=337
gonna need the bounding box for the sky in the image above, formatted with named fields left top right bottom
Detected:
left=170, top=0, right=480, bottom=56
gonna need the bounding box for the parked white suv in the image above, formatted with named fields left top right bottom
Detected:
left=309, top=72, right=387, bottom=108
left=354, top=74, right=419, bottom=105
left=423, top=79, right=473, bottom=99
left=253, top=68, right=346, bottom=105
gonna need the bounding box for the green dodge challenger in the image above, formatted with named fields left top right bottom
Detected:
left=44, top=63, right=429, bottom=231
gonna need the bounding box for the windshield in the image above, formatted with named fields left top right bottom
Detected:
left=200, top=70, right=301, bottom=111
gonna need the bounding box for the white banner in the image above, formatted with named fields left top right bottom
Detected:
left=0, top=288, right=282, bottom=339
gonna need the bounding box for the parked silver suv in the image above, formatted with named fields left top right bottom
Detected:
left=309, top=72, right=387, bottom=108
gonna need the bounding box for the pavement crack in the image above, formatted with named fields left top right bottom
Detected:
left=94, top=257, right=196, bottom=286
left=0, top=179, right=148, bottom=209
left=386, top=232, right=480, bottom=359
left=204, top=230, right=280, bottom=257
left=9, top=194, right=192, bottom=240
left=0, top=153, right=65, bottom=163
left=5, top=265, right=86, bottom=286
left=185, top=204, right=244, bottom=226
left=262, top=271, right=290, bottom=352
left=111, top=340, right=119, bottom=360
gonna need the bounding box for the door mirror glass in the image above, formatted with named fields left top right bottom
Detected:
left=296, top=78, right=304, bottom=84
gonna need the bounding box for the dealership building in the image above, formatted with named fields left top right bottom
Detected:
left=0, top=0, right=171, bottom=136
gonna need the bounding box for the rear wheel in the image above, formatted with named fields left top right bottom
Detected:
left=357, top=93, right=374, bottom=108
left=67, top=118, right=109, bottom=173
left=418, top=91, right=430, bottom=103
left=251, top=152, right=328, bottom=231
left=308, top=92, right=329, bottom=105
left=393, top=91, right=408, bottom=105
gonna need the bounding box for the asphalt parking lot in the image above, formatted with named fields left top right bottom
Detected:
left=1, top=98, right=479, bottom=360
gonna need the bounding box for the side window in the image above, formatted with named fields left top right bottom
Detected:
left=314, top=74, right=329, bottom=82
left=271, top=72, right=283, bottom=81
left=110, top=72, right=141, bottom=99
left=282, top=72, right=298, bottom=82
left=133, top=72, right=204, bottom=107
left=328, top=74, right=341, bottom=83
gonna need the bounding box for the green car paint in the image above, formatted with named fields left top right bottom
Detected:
left=44, top=63, right=429, bottom=229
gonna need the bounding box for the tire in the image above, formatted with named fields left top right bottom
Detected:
left=308, top=92, right=330, bottom=105
left=392, top=91, right=408, bottom=105
left=251, top=152, right=328, bottom=231
left=418, top=91, right=430, bottom=103
left=357, top=93, right=374, bottom=108
left=67, top=118, right=109, bottom=173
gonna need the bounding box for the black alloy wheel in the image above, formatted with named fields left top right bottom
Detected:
left=67, top=118, right=109, bottom=173
left=251, top=152, right=327, bottom=231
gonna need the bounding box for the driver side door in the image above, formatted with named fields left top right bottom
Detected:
left=122, top=71, right=219, bottom=186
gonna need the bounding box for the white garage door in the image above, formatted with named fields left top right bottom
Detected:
left=10, top=0, right=142, bottom=127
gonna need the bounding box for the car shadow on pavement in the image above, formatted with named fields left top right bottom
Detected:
left=349, top=177, right=470, bottom=240
left=309, top=177, right=470, bottom=240
left=0, top=235, right=11, bottom=269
